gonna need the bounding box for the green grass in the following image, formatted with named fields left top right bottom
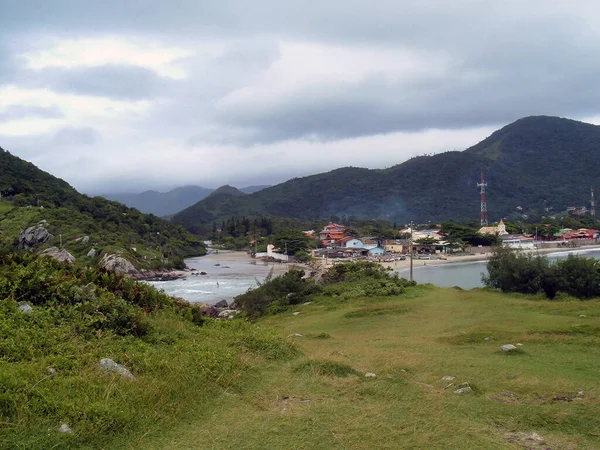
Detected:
left=5, top=280, right=600, bottom=449
left=142, top=286, right=600, bottom=449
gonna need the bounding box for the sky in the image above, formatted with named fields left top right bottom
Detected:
left=1, top=1, right=600, bottom=194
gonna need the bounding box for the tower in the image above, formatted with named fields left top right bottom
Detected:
left=592, top=187, right=596, bottom=218
left=477, top=171, right=488, bottom=226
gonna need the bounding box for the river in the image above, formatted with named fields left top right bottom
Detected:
left=148, top=248, right=600, bottom=304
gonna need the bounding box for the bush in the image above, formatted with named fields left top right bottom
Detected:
left=483, top=248, right=600, bottom=300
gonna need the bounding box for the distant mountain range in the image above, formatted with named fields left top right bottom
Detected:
left=103, top=184, right=270, bottom=217
left=172, top=116, right=600, bottom=228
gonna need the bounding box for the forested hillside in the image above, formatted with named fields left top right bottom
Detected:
left=173, top=116, right=600, bottom=228
left=0, top=146, right=205, bottom=267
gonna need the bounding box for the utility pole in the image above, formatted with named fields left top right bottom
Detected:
left=477, top=171, right=488, bottom=226
left=409, top=221, right=414, bottom=282
left=591, top=187, right=596, bottom=218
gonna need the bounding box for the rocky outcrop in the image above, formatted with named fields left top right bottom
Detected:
left=87, top=248, right=97, bottom=257
left=130, top=269, right=187, bottom=281
left=100, top=253, right=138, bottom=275
left=18, top=224, right=53, bottom=249
left=41, top=246, right=76, bottom=264
left=199, top=304, right=219, bottom=318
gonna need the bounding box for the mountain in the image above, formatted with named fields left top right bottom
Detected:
left=0, top=146, right=205, bottom=267
left=172, top=116, right=600, bottom=227
left=103, top=185, right=214, bottom=217
left=104, top=184, right=271, bottom=216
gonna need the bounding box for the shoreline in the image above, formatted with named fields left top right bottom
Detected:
left=191, top=244, right=600, bottom=273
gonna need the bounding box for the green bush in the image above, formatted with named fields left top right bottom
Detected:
left=483, top=248, right=600, bottom=299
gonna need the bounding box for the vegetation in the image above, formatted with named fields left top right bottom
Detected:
left=0, top=253, right=294, bottom=449
left=0, top=147, right=205, bottom=268
left=484, top=247, right=600, bottom=299
left=173, top=116, right=600, bottom=228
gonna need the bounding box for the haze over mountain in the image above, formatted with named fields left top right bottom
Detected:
left=103, top=185, right=270, bottom=217
left=173, top=116, right=600, bottom=228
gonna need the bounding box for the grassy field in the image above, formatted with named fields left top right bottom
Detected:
left=4, top=278, right=600, bottom=449
left=142, top=286, right=600, bottom=449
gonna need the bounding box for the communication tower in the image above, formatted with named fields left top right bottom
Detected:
left=477, top=171, right=488, bottom=226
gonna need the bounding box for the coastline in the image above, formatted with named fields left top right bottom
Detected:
left=194, top=244, right=600, bottom=273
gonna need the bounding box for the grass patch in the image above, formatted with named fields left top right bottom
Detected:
left=344, top=305, right=410, bottom=318
left=530, top=325, right=600, bottom=337
left=307, top=332, right=332, bottom=339
left=293, top=360, right=360, bottom=378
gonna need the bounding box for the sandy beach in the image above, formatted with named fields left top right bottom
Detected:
left=200, top=244, right=600, bottom=272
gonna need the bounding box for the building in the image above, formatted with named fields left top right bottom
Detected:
left=501, top=235, right=535, bottom=250
left=319, top=223, right=346, bottom=247
left=383, top=239, right=409, bottom=253
left=339, top=237, right=364, bottom=248
left=479, top=219, right=508, bottom=236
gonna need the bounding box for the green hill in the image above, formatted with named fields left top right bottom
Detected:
left=173, top=116, right=600, bottom=227
left=0, top=146, right=205, bottom=268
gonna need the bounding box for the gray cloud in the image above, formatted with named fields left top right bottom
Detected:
left=52, top=127, right=101, bottom=146
left=1, top=1, right=600, bottom=192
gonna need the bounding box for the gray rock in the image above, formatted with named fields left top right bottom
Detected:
left=86, top=248, right=97, bottom=257
left=214, top=299, right=229, bottom=309
left=18, top=224, right=53, bottom=249
left=501, top=344, right=518, bottom=352
left=365, top=372, right=377, bottom=378
left=200, top=304, right=219, bottom=318
left=18, top=303, right=33, bottom=313
left=441, top=376, right=456, bottom=381
left=58, top=423, right=72, bottom=433
left=100, top=253, right=137, bottom=275
left=218, top=309, right=239, bottom=318
left=289, top=333, right=303, bottom=337
left=580, top=314, right=587, bottom=318
left=99, top=358, right=134, bottom=379
left=82, top=235, right=90, bottom=244
left=292, top=312, right=301, bottom=316
left=455, top=386, right=472, bottom=394
left=41, top=247, right=75, bottom=264
left=47, top=367, right=57, bottom=375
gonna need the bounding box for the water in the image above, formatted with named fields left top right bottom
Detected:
left=396, top=248, right=600, bottom=289
left=146, top=252, right=293, bottom=304
left=150, top=249, right=600, bottom=303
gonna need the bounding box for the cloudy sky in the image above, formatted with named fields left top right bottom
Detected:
left=1, top=1, right=600, bottom=194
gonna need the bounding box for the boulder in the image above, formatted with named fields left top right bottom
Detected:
left=218, top=309, right=239, bottom=318
left=87, top=248, right=97, bottom=257
left=199, top=304, right=218, bottom=318
left=365, top=372, right=377, bottom=378
left=100, top=253, right=137, bottom=275
left=41, top=247, right=75, bottom=264
left=18, top=224, right=53, bottom=249
left=501, top=344, right=518, bottom=352
left=455, top=387, right=472, bottom=394
left=214, top=299, right=229, bottom=309
left=98, top=358, right=134, bottom=379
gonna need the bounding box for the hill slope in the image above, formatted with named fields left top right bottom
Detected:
left=103, top=185, right=271, bottom=217
left=173, top=116, right=600, bottom=227
left=0, top=146, right=205, bottom=267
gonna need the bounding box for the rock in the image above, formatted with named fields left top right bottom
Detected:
left=484, top=336, right=491, bottom=341
left=365, top=372, right=377, bottom=378
left=87, top=248, right=97, bottom=257
left=41, top=247, right=76, bottom=264
left=578, top=390, right=585, bottom=397
left=441, top=376, right=456, bottom=381
left=292, top=312, right=301, bottom=316
left=200, top=271, right=207, bottom=275
left=455, top=387, right=472, bottom=394
left=100, top=253, right=137, bottom=275
left=98, top=358, right=134, bottom=379
left=82, top=235, right=90, bottom=244
left=303, top=302, right=312, bottom=305
left=416, top=382, right=434, bottom=389
left=580, top=314, right=587, bottom=318
left=200, top=304, right=219, bottom=318
left=218, top=309, right=239, bottom=318
left=214, top=299, right=229, bottom=309
left=58, top=423, right=72, bottom=433
left=288, top=333, right=303, bottom=337
left=501, top=344, right=518, bottom=352
left=18, top=224, right=53, bottom=249
left=18, top=303, right=33, bottom=313
left=47, top=367, right=57, bottom=375
left=516, top=343, right=523, bottom=347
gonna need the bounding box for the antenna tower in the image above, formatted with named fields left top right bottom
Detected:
left=591, top=187, right=596, bottom=218
left=477, top=171, right=488, bottom=226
